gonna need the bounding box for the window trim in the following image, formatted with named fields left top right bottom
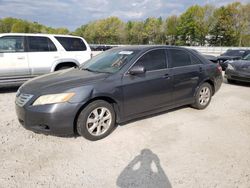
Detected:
left=0, top=36, right=27, bottom=53
left=125, top=48, right=169, bottom=75
left=26, top=36, right=57, bottom=52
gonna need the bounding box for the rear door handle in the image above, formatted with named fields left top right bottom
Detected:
left=17, top=57, right=25, bottom=60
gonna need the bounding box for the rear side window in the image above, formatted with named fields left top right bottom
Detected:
left=27, top=36, right=57, bottom=52
left=55, top=37, right=87, bottom=51
left=190, top=54, right=202, bottom=65
left=168, top=49, right=191, bottom=67
left=0, top=36, right=25, bottom=53
left=135, top=49, right=166, bottom=71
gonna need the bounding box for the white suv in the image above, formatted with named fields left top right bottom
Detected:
left=0, top=33, right=91, bottom=86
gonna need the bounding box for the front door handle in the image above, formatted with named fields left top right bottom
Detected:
left=17, top=57, right=25, bottom=60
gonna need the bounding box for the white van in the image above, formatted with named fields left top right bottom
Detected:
left=0, top=33, right=91, bottom=86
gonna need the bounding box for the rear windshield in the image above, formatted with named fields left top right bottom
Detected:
left=222, top=50, right=246, bottom=57
left=81, top=49, right=139, bottom=73
left=55, top=37, right=87, bottom=51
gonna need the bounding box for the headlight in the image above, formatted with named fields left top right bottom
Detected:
left=33, top=93, right=75, bottom=106
left=227, top=64, right=235, bottom=70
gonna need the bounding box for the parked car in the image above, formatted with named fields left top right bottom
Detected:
left=0, top=33, right=91, bottom=87
left=225, top=54, right=250, bottom=84
left=15, top=46, right=223, bottom=140
left=217, top=49, right=250, bottom=70
left=190, top=49, right=217, bottom=63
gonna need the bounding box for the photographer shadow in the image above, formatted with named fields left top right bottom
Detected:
left=116, top=149, right=172, bottom=188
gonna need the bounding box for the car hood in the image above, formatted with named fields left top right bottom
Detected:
left=20, top=68, right=109, bottom=94
left=230, top=60, right=250, bottom=66
left=230, top=60, right=250, bottom=73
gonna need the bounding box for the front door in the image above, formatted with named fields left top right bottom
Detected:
left=0, top=36, right=29, bottom=78
left=122, top=49, right=173, bottom=117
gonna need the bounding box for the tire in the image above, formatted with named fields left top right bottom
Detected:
left=76, top=100, right=116, bottom=141
left=192, top=83, right=212, bottom=110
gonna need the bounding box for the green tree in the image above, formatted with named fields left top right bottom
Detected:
left=165, top=15, right=179, bottom=45
left=177, top=5, right=213, bottom=46
left=209, top=4, right=238, bottom=46
left=11, top=21, right=29, bottom=33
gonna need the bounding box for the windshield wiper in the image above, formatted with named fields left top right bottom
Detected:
left=82, top=68, right=107, bottom=74
left=82, top=68, right=96, bottom=72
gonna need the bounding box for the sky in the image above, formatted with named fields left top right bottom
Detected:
left=0, top=0, right=248, bottom=31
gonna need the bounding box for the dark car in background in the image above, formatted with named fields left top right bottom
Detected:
left=15, top=46, right=222, bottom=140
left=90, top=44, right=117, bottom=51
left=217, top=49, right=250, bottom=70
left=225, top=54, right=250, bottom=84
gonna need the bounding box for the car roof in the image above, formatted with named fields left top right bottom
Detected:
left=0, top=33, right=83, bottom=38
left=111, top=45, right=189, bottom=52
left=227, top=49, right=250, bottom=52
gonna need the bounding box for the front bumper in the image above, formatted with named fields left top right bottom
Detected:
left=225, top=70, right=250, bottom=83
left=15, top=102, right=84, bottom=136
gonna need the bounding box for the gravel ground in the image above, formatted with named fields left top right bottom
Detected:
left=0, top=79, right=250, bottom=188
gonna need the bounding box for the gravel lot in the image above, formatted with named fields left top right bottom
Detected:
left=0, top=79, right=250, bottom=188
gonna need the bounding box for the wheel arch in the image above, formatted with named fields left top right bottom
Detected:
left=73, top=96, right=120, bottom=135
left=51, top=59, right=80, bottom=72
left=195, top=78, right=215, bottom=97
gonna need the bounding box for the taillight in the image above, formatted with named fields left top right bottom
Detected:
left=217, top=65, right=222, bottom=73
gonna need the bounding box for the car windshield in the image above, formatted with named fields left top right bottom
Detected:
left=81, top=49, right=139, bottom=73
left=222, top=50, right=246, bottom=57
left=243, top=54, right=250, bottom=60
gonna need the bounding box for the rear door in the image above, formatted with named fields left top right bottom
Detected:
left=122, top=49, right=173, bottom=117
left=0, top=36, right=30, bottom=78
left=27, top=36, right=59, bottom=75
left=167, top=48, right=204, bottom=105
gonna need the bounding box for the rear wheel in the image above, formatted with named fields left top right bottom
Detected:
left=76, top=100, right=116, bottom=141
left=192, top=83, right=212, bottom=110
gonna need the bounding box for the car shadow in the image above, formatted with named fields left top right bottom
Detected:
left=0, top=86, right=19, bottom=93
left=116, top=149, right=172, bottom=188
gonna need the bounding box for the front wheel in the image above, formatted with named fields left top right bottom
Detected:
left=76, top=100, right=116, bottom=141
left=192, top=83, right=212, bottom=110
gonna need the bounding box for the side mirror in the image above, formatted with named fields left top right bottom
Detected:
left=128, top=65, right=146, bottom=75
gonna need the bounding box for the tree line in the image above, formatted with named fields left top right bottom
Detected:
left=1, top=2, right=249, bottom=47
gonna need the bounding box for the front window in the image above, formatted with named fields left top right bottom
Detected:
left=134, top=49, right=166, bottom=71
left=0, top=36, right=25, bottom=53
left=82, top=49, right=139, bottom=73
